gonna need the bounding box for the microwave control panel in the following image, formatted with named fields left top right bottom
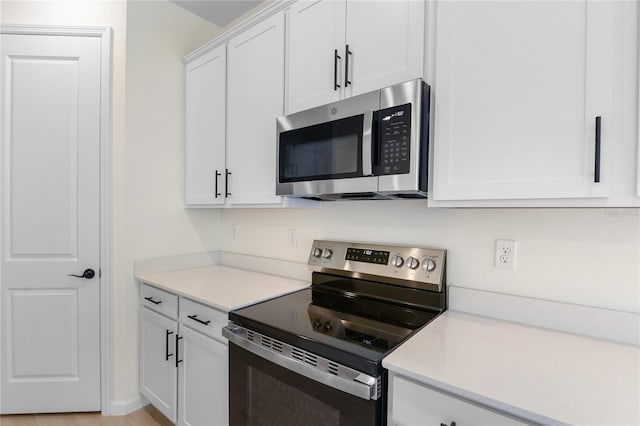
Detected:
left=377, top=103, right=411, bottom=175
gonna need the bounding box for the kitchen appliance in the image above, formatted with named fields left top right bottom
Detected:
left=276, top=79, right=430, bottom=200
left=222, top=240, right=446, bottom=425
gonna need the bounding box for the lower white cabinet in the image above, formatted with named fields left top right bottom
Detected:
left=140, top=291, right=228, bottom=425
left=177, top=324, right=228, bottom=426
left=389, top=374, right=530, bottom=426
left=140, top=307, right=179, bottom=423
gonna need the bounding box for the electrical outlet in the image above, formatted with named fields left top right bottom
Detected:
left=494, top=239, right=517, bottom=270
left=287, top=228, right=297, bottom=247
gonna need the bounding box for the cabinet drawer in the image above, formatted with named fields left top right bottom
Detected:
left=179, top=298, right=227, bottom=343
left=390, top=375, right=530, bottom=426
left=140, top=284, right=178, bottom=319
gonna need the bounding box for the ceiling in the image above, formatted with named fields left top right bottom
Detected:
left=172, top=0, right=263, bottom=27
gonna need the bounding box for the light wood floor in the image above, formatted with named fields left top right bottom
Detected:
left=0, top=405, right=173, bottom=426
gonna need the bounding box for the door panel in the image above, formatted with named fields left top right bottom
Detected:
left=178, top=325, right=228, bottom=426
left=287, top=0, right=346, bottom=113
left=140, top=308, right=178, bottom=423
left=0, top=33, right=102, bottom=413
left=226, top=12, right=285, bottom=205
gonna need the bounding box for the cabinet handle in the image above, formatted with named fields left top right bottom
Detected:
left=440, top=422, right=456, bottom=426
left=344, top=45, right=352, bottom=87
left=175, top=334, right=183, bottom=367
left=215, top=170, right=221, bottom=198
left=144, top=296, right=162, bottom=305
left=594, top=116, right=601, bottom=183
left=225, top=168, right=232, bottom=197
left=165, top=330, right=174, bottom=361
left=187, top=314, right=211, bottom=326
left=334, top=49, right=341, bottom=91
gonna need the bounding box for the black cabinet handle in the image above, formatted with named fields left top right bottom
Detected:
left=440, top=422, right=456, bottom=426
left=68, top=268, right=95, bottom=279
left=225, top=169, right=232, bottom=197
left=165, top=330, right=174, bottom=361
left=175, top=335, right=183, bottom=367
left=144, top=296, right=162, bottom=305
left=594, top=116, right=601, bottom=183
left=215, top=170, right=221, bottom=198
left=334, top=49, right=341, bottom=91
left=187, top=314, right=211, bottom=326
left=344, top=45, right=352, bottom=87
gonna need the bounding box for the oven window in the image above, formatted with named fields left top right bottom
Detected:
left=248, top=368, right=340, bottom=426
left=229, top=343, right=382, bottom=426
left=279, top=114, right=364, bottom=182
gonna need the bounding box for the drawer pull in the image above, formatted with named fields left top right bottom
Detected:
left=187, top=314, right=211, bottom=326
left=440, top=422, right=456, bottom=426
left=144, top=296, right=162, bottom=305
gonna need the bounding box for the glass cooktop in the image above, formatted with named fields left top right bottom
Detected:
left=228, top=286, right=437, bottom=372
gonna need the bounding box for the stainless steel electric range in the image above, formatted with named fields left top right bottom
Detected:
left=222, top=240, right=446, bottom=426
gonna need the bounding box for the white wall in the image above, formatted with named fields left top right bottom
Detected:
left=1, top=0, right=223, bottom=409
left=221, top=206, right=639, bottom=313
left=121, top=0, right=221, bottom=406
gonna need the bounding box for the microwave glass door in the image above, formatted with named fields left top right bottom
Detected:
left=279, top=114, right=364, bottom=183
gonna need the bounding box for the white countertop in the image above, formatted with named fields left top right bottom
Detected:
left=383, top=310, right=640, bottom=425
left=135, top=265, right=309, bottom=312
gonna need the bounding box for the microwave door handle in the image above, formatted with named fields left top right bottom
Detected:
left=362, top=110, right=374, bottom=176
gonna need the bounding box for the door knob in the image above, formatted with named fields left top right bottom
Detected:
left=68, top=268, right=95, bottom=279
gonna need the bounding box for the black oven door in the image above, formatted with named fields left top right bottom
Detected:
left=229, top=342, right=385, bottom=426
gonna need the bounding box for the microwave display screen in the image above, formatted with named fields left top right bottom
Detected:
left=279, top=114, right=364, bottom=182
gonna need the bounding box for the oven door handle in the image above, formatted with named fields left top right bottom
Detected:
left=362, top=110, right=374, bottom=176
left=223, top=325, right=379, bottom=401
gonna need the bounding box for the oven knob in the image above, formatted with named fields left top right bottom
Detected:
left=406, top=256, right=419, bottom=269
left=323, top=321, right=333, bottom=332
left=391, top=255, right=404, bottom=268
left=322, top=248, right=333, bottom=259
left=423, top=259, right=436, bottom=272
left=312, top=247, right=322, bottom=257
left=313, top=318, right=323, bottom=330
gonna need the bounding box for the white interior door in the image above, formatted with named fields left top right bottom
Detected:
left=0, top=32, right=102, bottom=413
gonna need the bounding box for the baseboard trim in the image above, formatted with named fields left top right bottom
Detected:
left=107, top=395, right=148, bottom=416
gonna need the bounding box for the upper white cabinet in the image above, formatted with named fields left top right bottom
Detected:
left=226, top=12, right=285, bottom=205
left=184, top=44, right=226, bottom=206
left=431, top=1, right=613, bottom=202
left=286, top=0, right=425, bottom=114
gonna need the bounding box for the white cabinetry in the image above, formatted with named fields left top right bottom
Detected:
left=431, top=1, right=613, bottom=202
left=389, top=375, right=531, bottom=426
left=184, top=44, right=226, bottom=206
left=226, top=12, right=285, bottom=205
left=286, top=0, right=424, bottom=114
left=140, top=306, right=179, bottom=423
left=139, top=284, right=228, bottom=425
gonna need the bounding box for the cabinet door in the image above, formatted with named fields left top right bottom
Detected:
left=185, top=44, right=226, bottom=206
left=390, top=375, right=530, bottom=426
left=345, top=0, right=424, bottom=97
left=227, top=12, right=285, bottom=205
left=432, top=1, right=613, bottom=201
left=177, top=326, right=228, bottom=426
left=140, top=307, right=178, bottom=423
left=287, top=0, right=346, bottom=113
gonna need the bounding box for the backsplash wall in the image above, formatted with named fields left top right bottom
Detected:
left=221, top=204, right=640, bottom=314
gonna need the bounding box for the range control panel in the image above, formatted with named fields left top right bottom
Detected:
left=308, top=240, right=446, bottom=292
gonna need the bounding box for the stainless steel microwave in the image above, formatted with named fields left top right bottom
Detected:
left=276, top=79, right=430, bottom=200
